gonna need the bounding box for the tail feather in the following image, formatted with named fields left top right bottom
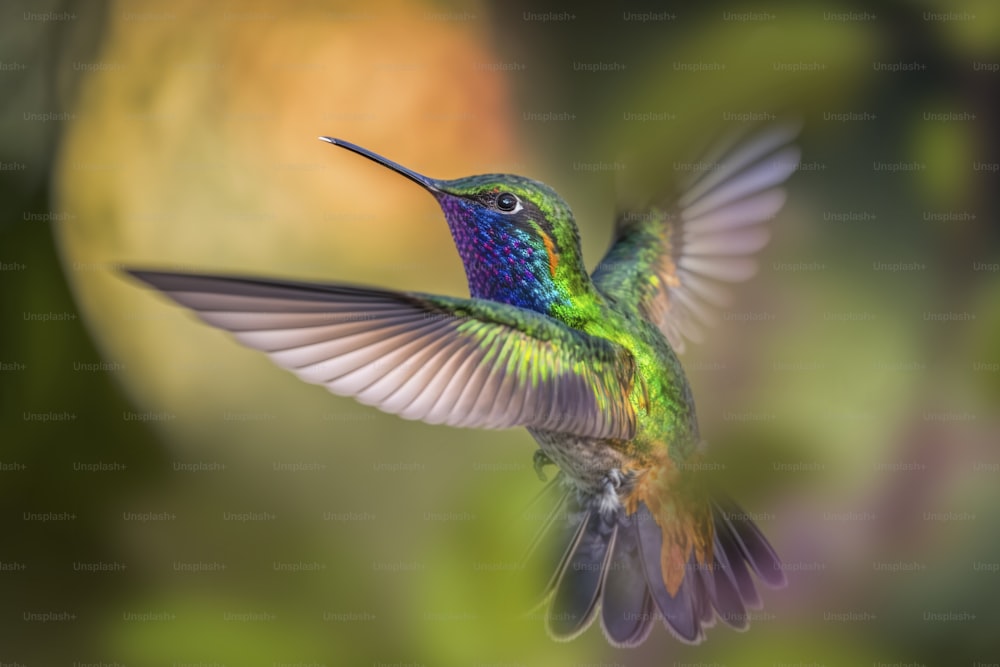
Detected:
left=692, top=559, right=716, bottom=627
left=714, top=497, right=787, bottom=588
left=599, top=513, right=655, bottom=647
left=634, top=502, right=704, bottom=643
left=708, top=545, right=749, bottom=630
left=713, top=511, right=762, bottom=608
left=533, top=483, right=783, bottom=646
left=547, top=511, right=617, bottom=639
left=524, top=484, right=589, bottom=601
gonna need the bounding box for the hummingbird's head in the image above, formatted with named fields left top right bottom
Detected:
left=322, top=138, right=590, bottom=316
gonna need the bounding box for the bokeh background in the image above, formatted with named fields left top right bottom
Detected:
left=2, top=0, right=999, bottom=665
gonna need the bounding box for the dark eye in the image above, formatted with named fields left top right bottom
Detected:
left=496, top=192, right=518, bottom=212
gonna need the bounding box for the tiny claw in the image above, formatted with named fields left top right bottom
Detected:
left=602, top=469, right=625, bottom=494
left=532, top=450, right=554, bottom=482
left=596, top=468, right=626, bottom=516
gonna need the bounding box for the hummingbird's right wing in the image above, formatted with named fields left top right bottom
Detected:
left=127, top=270, right=637, bottom=440
left=592, top=123, right=801, bottom=352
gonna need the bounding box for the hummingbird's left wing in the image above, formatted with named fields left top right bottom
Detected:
left=127, top=270, right=637, bottom=440
left=592, top=123, right=801, bottom=352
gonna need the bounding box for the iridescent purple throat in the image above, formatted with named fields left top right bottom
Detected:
left=437, top=196, right=567, bottom=313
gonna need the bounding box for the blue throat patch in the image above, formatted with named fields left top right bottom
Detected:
left=437, top=196, right=568, bottom=313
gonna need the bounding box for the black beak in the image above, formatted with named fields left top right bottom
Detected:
left=319, top=137, right=443, bottom=194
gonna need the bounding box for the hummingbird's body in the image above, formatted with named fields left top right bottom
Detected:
left=434, top=172, right=701, bottom=487
left=531, top=302, right=697, bottom=492
left=129, top=124, right=800, bottom=646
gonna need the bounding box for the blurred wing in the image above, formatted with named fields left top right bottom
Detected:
left=127, top=270, right=636, bottom=440
left=593, top=123, right=801, bottom=352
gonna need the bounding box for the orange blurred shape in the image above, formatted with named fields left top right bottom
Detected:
left=55, top=0, right=519, bottom=421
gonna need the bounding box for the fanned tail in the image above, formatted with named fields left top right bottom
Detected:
left=530, top=478, right=784, bottom=646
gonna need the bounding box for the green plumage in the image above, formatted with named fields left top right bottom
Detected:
left=127, top=126, right=800, bottom=646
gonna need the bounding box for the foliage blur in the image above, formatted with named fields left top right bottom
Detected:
left=2, top=0, right=998, bottom=665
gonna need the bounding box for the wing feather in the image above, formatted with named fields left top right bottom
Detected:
left=127, top=270, right=636, bottom=440
left=378, top=333, right=458, bottom=415
left=593, top=122, right=800, bottom=352
left=679, top=123, right=800, bottom=208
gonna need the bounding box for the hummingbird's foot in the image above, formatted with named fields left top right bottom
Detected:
left=602, top=468, right=625, bottom=494
left=596, top=468, right=626, bottom=515
left=533, top=450, right=555, bottom=482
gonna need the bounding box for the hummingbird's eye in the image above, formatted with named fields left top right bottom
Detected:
left=495, top=192, right=520, bottom=212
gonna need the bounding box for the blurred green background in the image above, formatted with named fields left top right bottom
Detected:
left=2, top=0, right=999, bottom=665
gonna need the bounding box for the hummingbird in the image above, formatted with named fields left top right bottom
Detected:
left=127, top=123, right=800, bottom=646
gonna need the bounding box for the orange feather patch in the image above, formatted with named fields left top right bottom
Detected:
left=540, top=231, right=558, bottom=278
left=623, top=453, right=714, bottom=596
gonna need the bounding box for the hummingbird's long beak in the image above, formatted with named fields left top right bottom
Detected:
left=319, top=137, right=443, bottom=194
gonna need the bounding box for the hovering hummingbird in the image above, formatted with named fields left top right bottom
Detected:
left=128, top=123, right=800, bottom=646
